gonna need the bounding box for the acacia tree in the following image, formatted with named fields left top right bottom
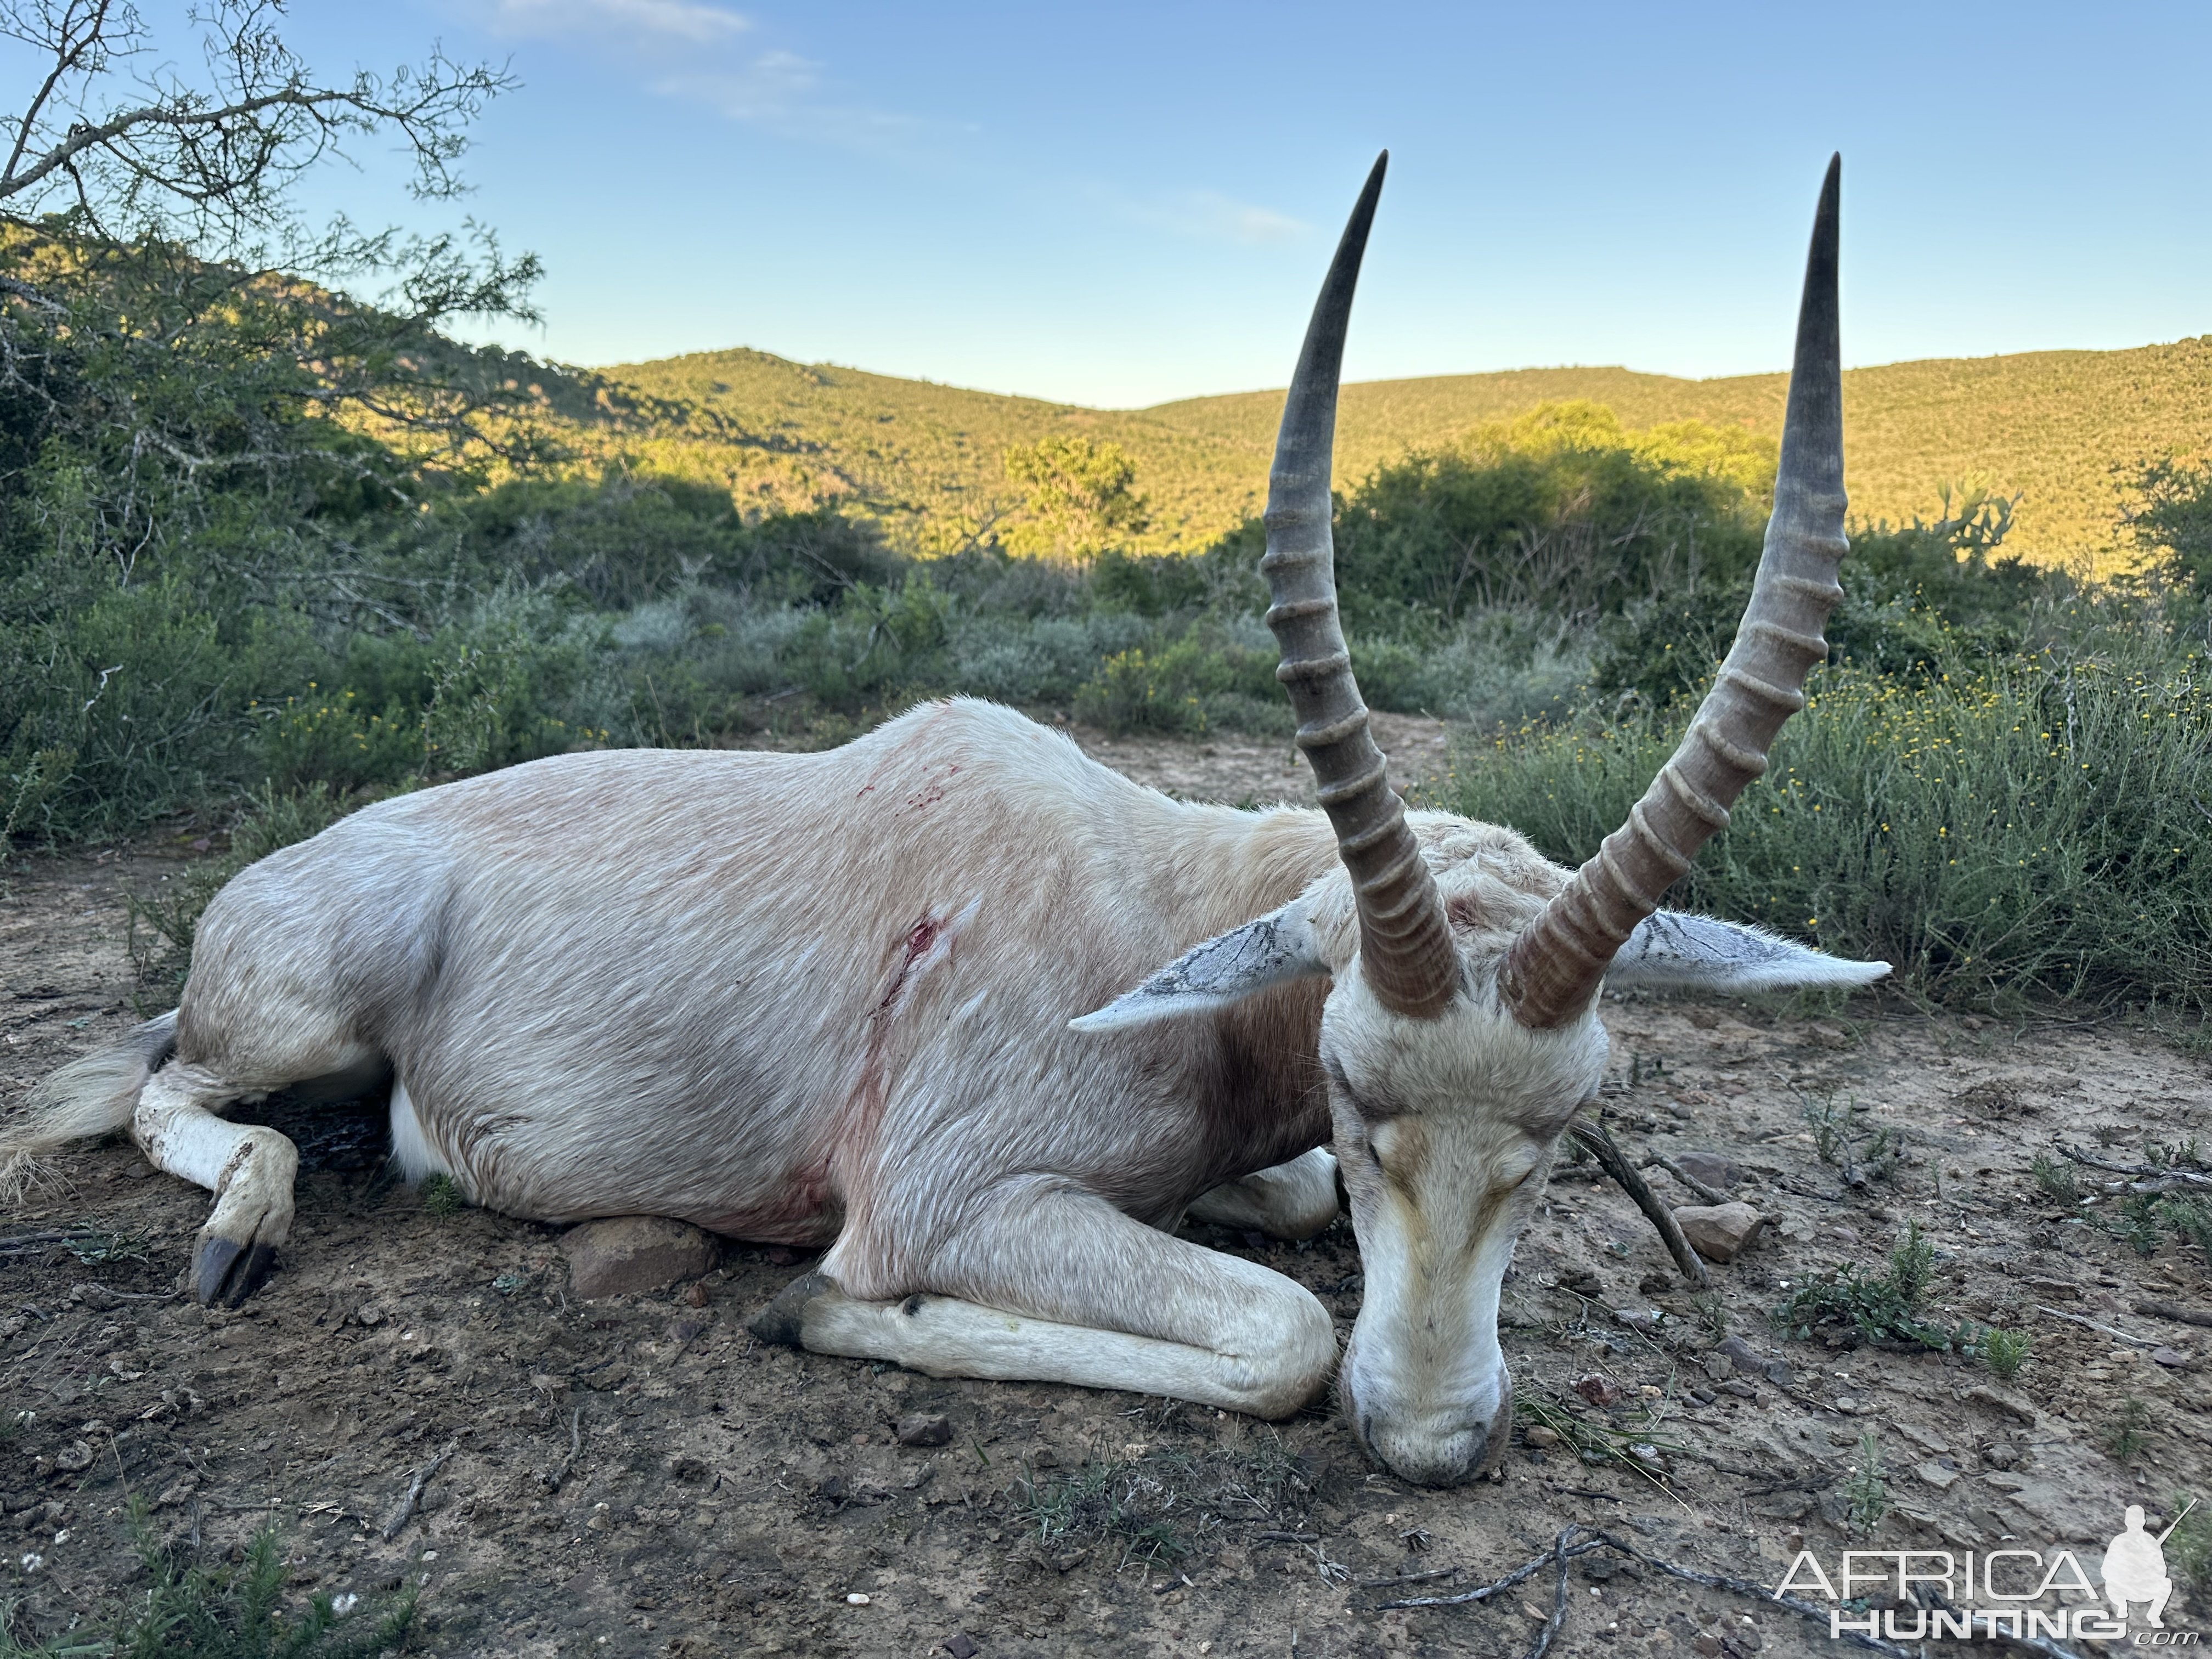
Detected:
left=0, top=1, right=550, bottom=585
left=0, top=2, right=553, bottom=837
left=1002, top=434, right=1149, bottom=560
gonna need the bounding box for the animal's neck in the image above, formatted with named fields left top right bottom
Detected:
left=1145, top=799, right=1344, bottom=1171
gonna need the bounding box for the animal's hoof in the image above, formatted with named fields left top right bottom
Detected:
left=748, top=1271, right=833, bottom=1347
left=194, top=1235, right=277, bottom=1307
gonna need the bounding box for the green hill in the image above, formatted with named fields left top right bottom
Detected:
left=588, top=336, right=2212, bottom=570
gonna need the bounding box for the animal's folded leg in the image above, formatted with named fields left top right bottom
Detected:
left=749, top=1190, right=1339, bottom=1418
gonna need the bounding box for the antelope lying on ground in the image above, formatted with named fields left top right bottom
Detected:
left=5, top=155, right=1881, bottom=1486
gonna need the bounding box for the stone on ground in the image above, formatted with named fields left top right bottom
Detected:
left=1673, top=1150, right=1745, bottom=1193
left=561, top=1216, right=718, bottom=1299
left=1673, top=1202, right=1765, bottom=1262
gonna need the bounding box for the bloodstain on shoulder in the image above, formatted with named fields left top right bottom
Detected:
left=903, top=761, right=961, bottom=814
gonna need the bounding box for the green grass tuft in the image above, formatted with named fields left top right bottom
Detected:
left=1839, top=1431, right=1889, bottom=1534
left=1, top=1508, right=414, bottom=1658
left=417, top=1173, right=465, bottom=1219
left=2029, top=1152, right=2079, bottom=1201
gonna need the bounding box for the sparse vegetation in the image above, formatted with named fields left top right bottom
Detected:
left=2168, top=1492, right=2212, bottom=1594
left=0, top=1510, right=414, bottom=1659
left=1011, top=1436, right=1313, bottom=1570
left=418, top=1173, right=465, bottom=1218
left=2106, top=1397, right=2156, bottom=1463
left=1980, top=1327, right=2032, bottom=1381
left=1774, top=1221, right=2029, bottom=1375
left=2029, top=1151, right=2079, bottom=1201
left=1839, top=1431, right=1889, bottom=1533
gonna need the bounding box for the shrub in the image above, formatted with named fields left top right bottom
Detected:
left=1074, top=649, right=1206, bottom=735
left=1331, top=402, right=1769, bottom=627
left=1445, top=610, right=2212, bottom=1016
left=258, top=691, right=422, bottom=793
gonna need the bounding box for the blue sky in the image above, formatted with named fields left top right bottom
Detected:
left=264, top=3, right=2210, bottom=404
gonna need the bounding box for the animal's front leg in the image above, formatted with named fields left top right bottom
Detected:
left=749, top=1187, right=1337, bottom=1418
left=1185, top=1147, right=1340, bottom=1240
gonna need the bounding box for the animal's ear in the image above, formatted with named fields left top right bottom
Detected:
left=1070, top=901, right=1328, bottom=1034
left=1606, top=911, right=1890, bottom=993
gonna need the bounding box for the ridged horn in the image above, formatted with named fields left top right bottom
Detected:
left=1262, top=153, right=1458, bottom=1021
left=1500, top=154, right=1849, bottom=1030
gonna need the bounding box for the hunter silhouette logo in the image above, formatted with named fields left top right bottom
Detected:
left=2106, top=1500, right=2196, bottom=1628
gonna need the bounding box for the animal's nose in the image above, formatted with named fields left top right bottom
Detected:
left=1351, top=1383, right=1513, bottom=1488
left=1377, top=1424, right=1484, bottom=1488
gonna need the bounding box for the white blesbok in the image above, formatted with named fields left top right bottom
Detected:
left=3, top=154, right=1881, bottom=1487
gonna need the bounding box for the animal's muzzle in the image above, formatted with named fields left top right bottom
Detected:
left=1346, top=1369, right=1514, bottom=1488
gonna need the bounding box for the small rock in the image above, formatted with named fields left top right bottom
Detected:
left=1638, top=1271, right=1675, bottom=1295
left=50, top=1442, right=92, bottom=1474
left=1571, top=1373, right=1623, bottom=1408
left=944, top=1634, right=980, bottom=1659
left=1694, top=1636, right=1723, bottom=1656
left=817, top=1475, right=849, bottom=1504
left=2152, top=1347, right=2194, bottom=1369
left=1751, top=1491, right=1813, bottom=1520
left=1688, top=1386, right=1715, bottom=1405
left=1524, top=1425, right=1562, bottom=1449
left=2024, top=1277, right=2079, bottom=1300
left=845, top=1592, right=871, bottom=1605
left=1716, top=1335, right=1765, bottom=1374
left=1834, top=1396, right=1859, bottom=1414
left=154, top=1481, right=196, bottom=1508
left=1962, top=1384, right=2038, bottom=1425
left=1674, top=1151, right=1744, bottom=1193
left=896, top=1412, right=953, bottom=1448
left=561, top=1216, right=719, bottom=1299
left=1700, top=1352, right=1734, bottom=1384
left=1980, top=1442, right=2018, bottom=1470
left=1896, top=1422, right=1952, bottom=1456
left=1723, top=1380, right=1760, bottom=1400
left=1626, top=1443, right=1667, bottom=1472
left=684, top=1282, right=709, bottom=1308
left=1914, top=1460, right=1959, bottom=1491
left=1673, top=1203, right=1766, bottom=1263
left=1559, top=1267, right=1605, bottom=1297
left=353, top=1305, right=385, bottom=1328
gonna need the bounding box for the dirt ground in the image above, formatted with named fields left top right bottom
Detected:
left=3, top=720, right=2209, bottom=1658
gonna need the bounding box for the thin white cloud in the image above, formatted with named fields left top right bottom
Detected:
left=1113, top=189, right=1310, bottom=246
left=490, top=0, right=750, bottom=44
left=1178, top=191, right=1308, bottom=245
left=658, top=53, right=925, bottom=157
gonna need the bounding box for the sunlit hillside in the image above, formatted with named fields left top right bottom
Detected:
left=586, top=336, right=2212, bottom=568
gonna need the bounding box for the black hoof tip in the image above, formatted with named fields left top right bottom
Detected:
left=194, top=1238, right=276, bottom=1307
left=748, top=1271, right=832, bottom=1347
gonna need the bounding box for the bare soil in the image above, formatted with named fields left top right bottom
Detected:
left=3, top=724, right=2209, bottom=1658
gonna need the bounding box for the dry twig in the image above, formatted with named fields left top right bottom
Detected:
left=1569, top=1118, right=1712, bottom=1289
left=1640, top=1153, right=1730, bottom=1206
left=2033, top=1304, right=2164, bottom=1348
left=379, top=1442, right=454, bottom=1541
left=2052, top=1142, right=2212, bottom=1192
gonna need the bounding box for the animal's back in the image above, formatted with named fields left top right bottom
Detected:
left=178, top=700, right=1214, bottom=1235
